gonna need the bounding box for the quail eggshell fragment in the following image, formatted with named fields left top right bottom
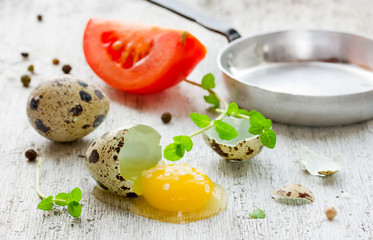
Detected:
left=85, top=125, right=162, bottom=197
left=272, top=184, right=315, bottom=204
left=202, top=116, right=263, bottom=162
left=26, top=75, right=109, bottom=142
left=299, top=146, right=344, bottom=176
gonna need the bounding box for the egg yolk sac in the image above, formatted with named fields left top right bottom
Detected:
left=141, top=164, right=213, bottom=212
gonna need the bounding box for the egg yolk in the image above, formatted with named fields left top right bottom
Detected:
left=141, top=163, right=214, bottom=212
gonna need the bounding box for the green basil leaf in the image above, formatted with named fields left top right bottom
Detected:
left=204, top=93, right=220, bottom=108
left=38, top=196, right=54, bottom=211
left=68, top=201, right=82, bottom=218
left=173, top=135, right=193, bottom=152
left=214, top=120, right=238, bottom=140
left=260, top=129, right=276, bottom=149
left=163, top=142, right=185, bottom=161
left=190, top=113, right=211, bottom=128
left=55, top=192, right=69, bottom=206
left=201, top=73, right=215, bottom=90
left=249, top=209, right=265, bottom=219
left=227, top=102, right=239, bottom=116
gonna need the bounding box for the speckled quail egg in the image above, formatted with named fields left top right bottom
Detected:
left=85, top=125, right=162, bottom=197
left=85, top=125, right=228, bottom=223
left=272, top=184, right=315, bottom=204
left=203, top=116, right=264, bottom=162
left=26, top=75, right=109, bottom=142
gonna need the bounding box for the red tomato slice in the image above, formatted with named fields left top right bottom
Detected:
left=83, top=19, right=207, bottom=94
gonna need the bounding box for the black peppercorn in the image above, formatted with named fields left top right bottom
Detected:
left=37, top=14, right=43, bottom=22
left=62, top=64, right=72, bottom=74
left=25, top=149, right=37, bottom=161
left=161, top=112, right=172, bottom=123
left=21, top=52, right=29, bottom=58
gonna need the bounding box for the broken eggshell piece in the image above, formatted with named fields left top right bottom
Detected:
left=272, top=184, right=314, bottom=204
left=202, top=116, right=264, bottom=162
left=85, top=125, right=162, bottom=197
left=299, top=146, right=344, bottom=176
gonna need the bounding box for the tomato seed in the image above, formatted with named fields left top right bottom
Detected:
left=112, top=40, right=123, bottom=51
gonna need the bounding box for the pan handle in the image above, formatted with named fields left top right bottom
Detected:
left=146, top=0, right=241, bottom=42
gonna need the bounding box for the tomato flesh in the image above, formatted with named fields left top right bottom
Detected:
left=83, top=19, right=207, bottom=94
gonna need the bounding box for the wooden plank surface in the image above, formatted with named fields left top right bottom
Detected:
left=1, top=0, right=373, bottom=239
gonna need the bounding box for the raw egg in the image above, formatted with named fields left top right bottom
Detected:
left=86, top=125, right=227, bottom=223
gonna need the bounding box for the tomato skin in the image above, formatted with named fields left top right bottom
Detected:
left=83, top=19, right=207, bottom=94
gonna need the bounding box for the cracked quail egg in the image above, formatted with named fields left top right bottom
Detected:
left=26, top=75, right=109, bottom=142
left=85, top=124, right=227, bottom=223
left=203, top=116, right=264, bottom=162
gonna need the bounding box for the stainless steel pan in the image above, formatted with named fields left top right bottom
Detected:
left=147, top=0, right=373, bottom=126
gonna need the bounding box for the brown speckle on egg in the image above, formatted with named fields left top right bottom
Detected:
left=79, top=90, right=92, bottom=102
left=96, top=181, right=109, bottom=190
left=35, top=119, right=50, bottom=133
left=89, top=150, right=100, bottom=163
left=30, top=98, right=39, bottom=110
left=93, top=115, right=105, bottom=128
left=94, top=89, right=104, bottom=99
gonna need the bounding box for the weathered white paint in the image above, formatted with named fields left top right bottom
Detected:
left=0, top=0, right=372, bottom=239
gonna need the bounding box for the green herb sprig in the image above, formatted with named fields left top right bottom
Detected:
left=164, top=73, right=276, bottom=161
left=36, top=157, right=82, bottom=218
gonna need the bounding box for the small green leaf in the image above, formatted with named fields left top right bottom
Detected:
left=237, top=108, right=250, bottom=117
left=227, top=102, right=238, bottom=116
left=173, top=135, right=193, bottom=152
left=249, top=110, right=266, bottom=126
left=263, top=119, right=272, bottom=130
left=204, top=93, right=220, bottom=108
left=190, top=113, right=211, bottom=128
left=249, top=209, right=265, bottom=219
left=201, top=73, right=215, bottom=90
left=69, top=187, right=82, bottom=202
left=38, top=196, right=54, bottom=211
left=260, top=129, right=276, bottom=149
left=68, top=201, right=82, bottom=218
left=214, top=120, right=238, bottom=140
left=55, top=192, right=69, bottom=206
left=249, top=125, right=263, bottom=135
left=163, top=142, right=185, bottom=161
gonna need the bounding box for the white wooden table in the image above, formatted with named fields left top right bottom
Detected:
left=1, top=0, right=373, bottom=239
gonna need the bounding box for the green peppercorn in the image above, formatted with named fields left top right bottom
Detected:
left=28, top=64, right=34, bottom=73
left=21, top=75, right=31, bottom=87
